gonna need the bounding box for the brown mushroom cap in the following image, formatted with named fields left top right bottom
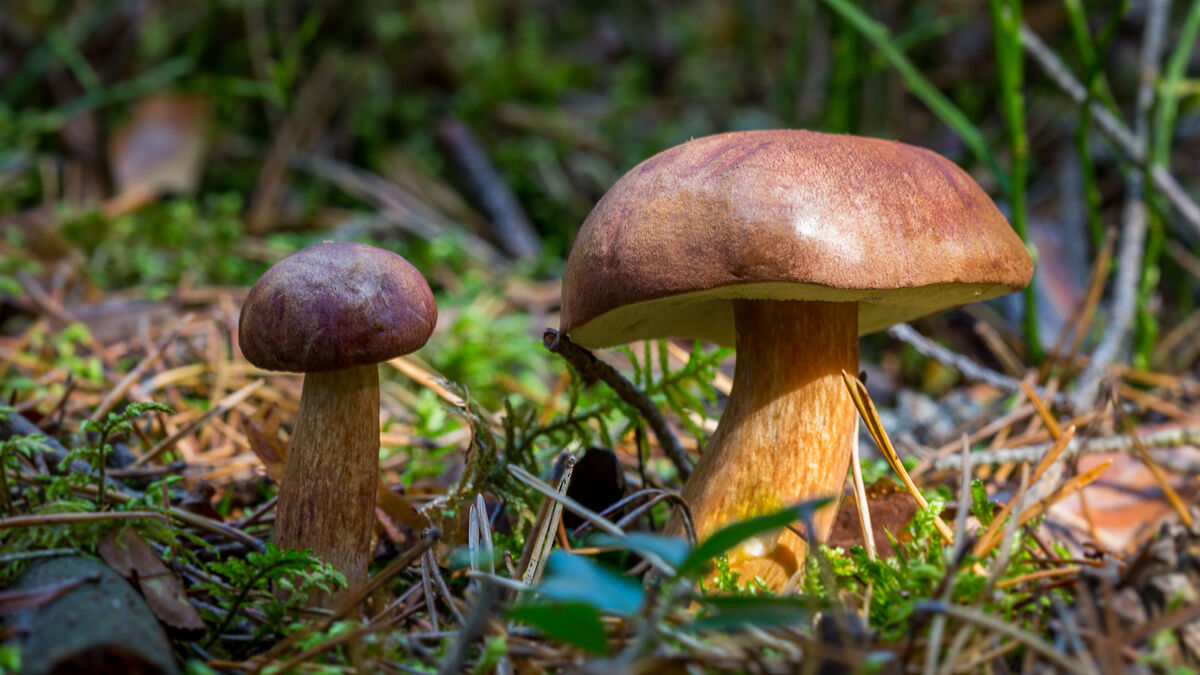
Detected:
left=239, top=242, right=437, bottom=372
left=560, top=129, right=1033, bottom=348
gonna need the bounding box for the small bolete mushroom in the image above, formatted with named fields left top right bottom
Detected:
left=559, top=130, right=1032, bottom=588
left=239, top=242, right=436, bottom=592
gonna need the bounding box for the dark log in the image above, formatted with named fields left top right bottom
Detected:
left=6, top=556, right=180, bottom=675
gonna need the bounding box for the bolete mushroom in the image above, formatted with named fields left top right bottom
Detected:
left=239, top=241, right=436, bottom=592
left=559, top=130, right=1032, bottom=588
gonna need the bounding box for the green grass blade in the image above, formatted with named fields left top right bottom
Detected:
left=1153, top=0, right=1200, bottom=165
left=820, top=0, right=1008, bottom=194
left=988, top=0, right=1041, bottom=360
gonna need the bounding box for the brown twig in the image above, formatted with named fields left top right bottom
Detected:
left=543, top=329, right=691, bottom=479
left=88, top=313, right=193, bottom=424
left=931, top=426, right=1200, bottom=471
left=131, top=379, right=263, bottom=467
left=1020, top=22, right=1200, bottom=236
left=888, top=323, right=1061, bottom=404
left=0, top=511, right=171, bottom=528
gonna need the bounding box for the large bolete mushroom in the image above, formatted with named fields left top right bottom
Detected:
left=239, top=242, right=436, bottom=592
left=559, top=130, right=1032, bottom=588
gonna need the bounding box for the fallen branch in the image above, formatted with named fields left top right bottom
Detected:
left=1020, top=22, right=1200, bottom=238
left=887, top=324, right=1061, bottom=403
left=543, top=329, right=691, bottom=479
left=930, top=426, right=1200, bottom=471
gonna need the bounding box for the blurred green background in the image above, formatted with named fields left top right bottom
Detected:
left=2, top=0, right=1199, bottom=392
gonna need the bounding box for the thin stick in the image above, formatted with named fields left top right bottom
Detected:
left=88, top=314, right=193, bottom=424
left=1111, top=392, right=1193, bottom=526
left=848, top=431, right=876, bottom=561
left=0, top=511, right=170, bottom=528
left=516, top=455, right=575, bottom=587
left=976, top=460, right=1112, bottom=557
left=926, top=436, right=977, bottom=675
left=995, top=566, right=1081, bottom=589
left=971, top=427, right=1075, bottom=559
left=1030, top=425, right=1076, bottom=485
left=420, top=549, right=440, bottom=632
left=388, top=357, right=466, bottom=409
left=1064, top=230, right=1116, bottom=364
left=131, top=380, right=263, bottom=467
left=915, top=404, right=1036, bottom=476
left=1021, top=381, right=1060, bottom=440
left=916, top=601, right=1087, bottom=674
left=1020, top=23, right=1200, bottom=237
left=506, top=464, right=675, bottom=577
left=543, top=329, right=691, bottom=479
left=931, top=426, right=1200, bottom=471
left=888, top=324, right=1057, bottom=402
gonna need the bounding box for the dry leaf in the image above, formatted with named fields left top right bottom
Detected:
left=827, top=476, right=918, bottom=558
left=97, top=528, right=206, bottom=638
left=104, top=94, right=211, bottom=217
left=243, top=403, right=286, bottom=480
left=377, top=479, right=432, bottom=532
left=1049, top=447, right=1200, bottom=553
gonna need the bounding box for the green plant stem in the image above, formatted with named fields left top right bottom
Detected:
left=1065, top=0, right=1128, bottom=248
left=203, top=559, right=291, bottom=649
left=988, top=0, right=1041, bottom=361
left=1138, top=1, right=1200, bottom=366
left=0, top=453, right=11, bottom=516
left=826, top=11, right=860, bottom=133
left=1134, top=208, right=1165, bottom=368
left=1153, top=0, right=1200, bottom=165
left=95, top=429, right=110, bottom=510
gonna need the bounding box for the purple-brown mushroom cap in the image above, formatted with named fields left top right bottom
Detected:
left=239, top=242, right=437, bottom=372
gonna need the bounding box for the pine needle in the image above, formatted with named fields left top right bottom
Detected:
left=841, top=370, right=954, bottom=546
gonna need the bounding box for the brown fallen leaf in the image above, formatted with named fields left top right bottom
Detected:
left=243, top=403, right=286, bottom=481
left=827, top=476, right=918, bottom=558
left=1049, top=446, right=1200, bottom=554
left=104, top=94, right=212, bottom=218
left=97, top=528, right=206, bottom=638
left=179, top=480, right=222, bottom=521
left=377, top=479, right=432, bottom=532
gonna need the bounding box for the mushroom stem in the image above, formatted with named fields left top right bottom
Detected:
left=677, top=300, right=858, bottom=588
left=275, top=364, right=380, bottom=595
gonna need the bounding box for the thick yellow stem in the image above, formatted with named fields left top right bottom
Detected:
left=275, top=365, right=380, bottom=598
left=678, top=300, right=858, bottom=589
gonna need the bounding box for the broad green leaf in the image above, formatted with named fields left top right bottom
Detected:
left=535, top=551, right=644, bottom=616
left=508, top=602, right=609, bottom=655
left=588, top=532, right=689, bottom=569
left=676, top=499, right=831, bottom=579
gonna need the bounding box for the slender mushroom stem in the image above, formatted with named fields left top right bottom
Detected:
left=275, top=364, right=380, bottom=595
left=674, top=300, right=858, bottom=588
